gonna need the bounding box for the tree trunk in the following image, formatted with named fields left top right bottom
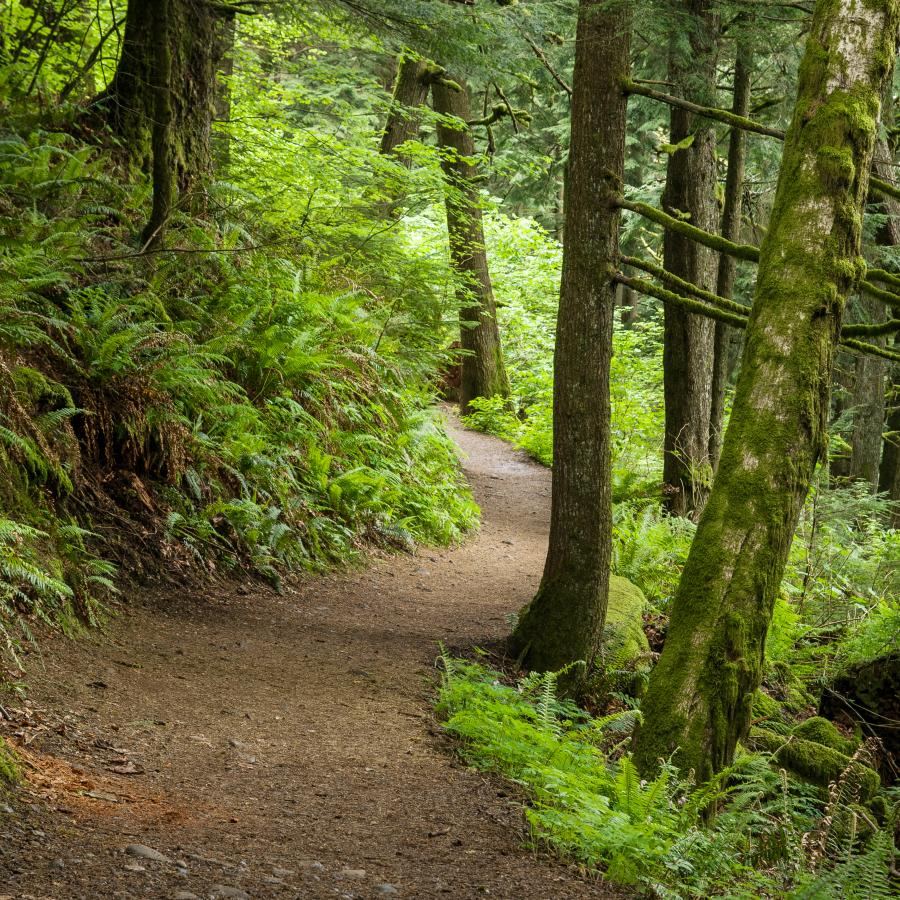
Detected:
left=140, top=0, right=174, bottom=250
left=100, top=0, right=221, bottom=192
left=634, top=0, right=899, bottom=782
left=380, top=52, right=432, bottom=158
left=848, top=297, right=887, bottom=487
left=661, top=0, right=719, bottom=518
left=879, top=350, right=900, bottom=523
left=873, top=138, right=900, bottom=516
left=508, top=0, right=629, bottom=677
left=709, top=45, right=751, bottom=469
left=432, top=78, right=511, bottom=414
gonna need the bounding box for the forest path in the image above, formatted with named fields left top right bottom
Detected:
left=1, top=410, right=623, bottom=899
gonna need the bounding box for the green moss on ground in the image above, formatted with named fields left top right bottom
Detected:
left=0, top=739, right=20, bottom=788
left=752, top=691, right=792, bottom=734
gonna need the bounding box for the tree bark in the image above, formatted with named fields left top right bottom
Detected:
left=99, top=0, right=221, bottom=192
left=140, top=0, right=174, bottom=250
left=508, top=0, right=630, bottom=677
left=848, top=297, right=887, bottom=486
left=634, top=0, right=899, bottom=782
left=380, top=52, right=432, bottom=159
left=879, top=347, right=900, bottom=523
left=709, top=45, right=752, bottom=469
left=432, top=78, right=511, bottom=414
left=661, top=0, right=719, bottom=518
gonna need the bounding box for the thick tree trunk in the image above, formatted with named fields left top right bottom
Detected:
left=508, top=0, right=629, bottom=677
left=432, top=79, right=511, bottom=414
left=380, top=52, right=432, bottom=158
left=661, top=0, right=719, bottom=518
left=100, top=0, right=221, bottom=192
left=709, top=45, right=751, bottom=469
left=140, top=0, right=174, bottom=250
left=634, top=0, right=899, bottom=782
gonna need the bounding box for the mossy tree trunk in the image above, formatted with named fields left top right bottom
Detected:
left=100, top=0, right=223, bottom=194
left=634, top=0, right=899, bottom=782
left=432, top=78, right=511, bottom=415
left=661, top=0, right=719, bottom=518
left=508, top=0, right=630, bottom=677
left=380, top=52, right=432, bottom=159
left=710, top=45, right=752, bottom=469
left=140, top=0, right=174, bottom=250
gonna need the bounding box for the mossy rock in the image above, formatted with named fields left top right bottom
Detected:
left=793, top=716, right=856, bottom=756
left=601, top=576, right=650, bottom=669
left=747, top=727, right=879, bottom=801
left=753, top=691, right=792, bottom=735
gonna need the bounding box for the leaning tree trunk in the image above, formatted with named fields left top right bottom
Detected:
left=99, top=0, right=222, bottom=193
left=432, top=78, right=511, bottom=414
left=634, top=0, right=899, bottom=782
left=508, top=0, right=630, bottom=677
left=661, top=0, right=719, bottom=518
left=709, top=45, right=752, bottom=469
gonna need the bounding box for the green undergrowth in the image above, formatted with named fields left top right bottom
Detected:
left=435, top=654, right=899, bottom=899
left=0, top=116, right=477, bottom=659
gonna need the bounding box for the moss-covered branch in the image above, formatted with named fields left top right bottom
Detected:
left=622, top=77, right=785, bottom=139
left=614, top=273, right=750, bottom=328
left=860, top=277, right=900, bottom=309
left=841, top=317, right=900, bottom=336
left=865, top=266, right=900, bottom=290
left=622, top=80, right=898, bottom=205
left=621, top=255, right=750, bottom=316
left=841, top=336, right=900, bottom=362
left=618, top=198, right=761, bottom=261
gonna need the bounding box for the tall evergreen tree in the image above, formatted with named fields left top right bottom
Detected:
left=661, top=0, right=720, bottom=518
left=432, top=77, right=511, bottom=414
left=508, top=0, right=630, bottom=676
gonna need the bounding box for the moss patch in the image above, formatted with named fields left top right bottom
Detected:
left=747, top=728, right=879, bottom=801
left=601, top=575, right=650, bottom=669
left=0, top=738, right=20, bottom=788
left=792, top=716, right=856, bottom=755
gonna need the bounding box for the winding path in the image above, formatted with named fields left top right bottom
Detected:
left=0, top=412, right=624, bottom=899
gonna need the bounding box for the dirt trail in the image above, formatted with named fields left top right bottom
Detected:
left=1, top=412, right=623, bottom=899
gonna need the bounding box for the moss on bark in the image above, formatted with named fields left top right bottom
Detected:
left=633, top=0, right=900, bottom=783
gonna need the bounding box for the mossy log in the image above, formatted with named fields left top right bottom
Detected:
left=747, top=728, right=880, bottom=801
left=0, top=738, right=20, bottom=788
left=601, top=576, right=650, bottom=669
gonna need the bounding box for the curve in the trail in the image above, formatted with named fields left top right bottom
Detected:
left=0, top=411, right=626, bottom=899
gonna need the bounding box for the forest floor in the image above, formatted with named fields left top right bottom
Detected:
left=0, top=410, right=626, bottom=900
